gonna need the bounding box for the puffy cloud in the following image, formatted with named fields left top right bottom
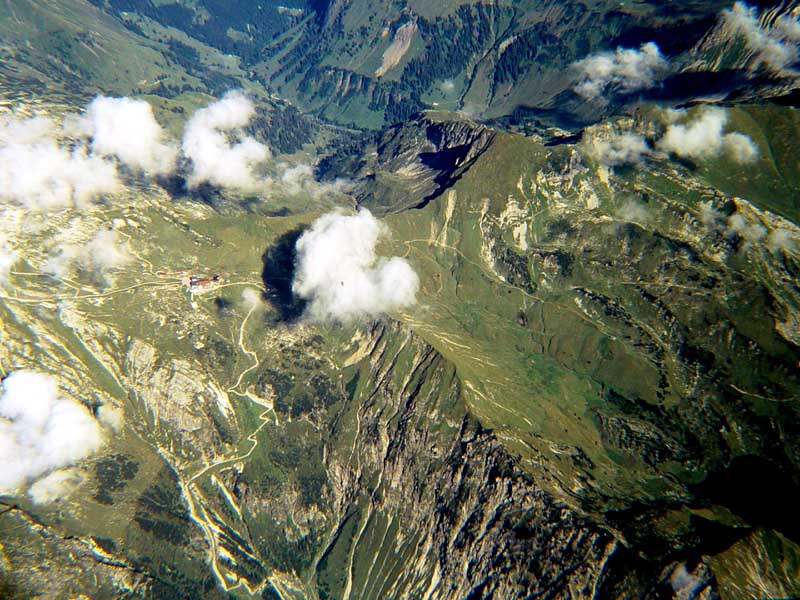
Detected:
left=97, top=404, right=124, bottom=432
left=585, top=132, right=650, bottom=166
left=45, top=228, right=132, bottom=282
left=574, top=42, right=667, bottom=100
left=2, top=92, right=341, bottom=204
left=723, top=131, right=759, bottom=163
left=0, top=115, right=120, bottom=210
left=584, top=107, right=756, bottom=169
left=0, top=115, right=55, bottom=144
left=723, top=2, right=800, bottom=72
left=657, top=107, right=758, bottom=163
left=182, top=91, right=270, bottom=191
left=75, top=96, right=178, bottom=176
left=0, top=370, right=103, bottom=495
left=660, top=108, right=725, bottom=158
left=292, top=209, right=420, bottom=322
left=661, top=107, right=687, bottom=124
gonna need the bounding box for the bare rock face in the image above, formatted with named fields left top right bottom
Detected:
left=317, top=114, right=496, bottom=213
left=314, top=322, right=676, bottom=599
left=123, top=339, right=237, bottom=462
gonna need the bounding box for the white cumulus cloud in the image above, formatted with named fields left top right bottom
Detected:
left=182, top=91, right=270, bottom=191
left=723, top=2, right=800, bottom=72
left=657, top=107, right=758, bottom=163
left=0, top=114, right=54, bottom=144
left=0, top=92, right=336, bottom=205
left=75, top=96, right=178, bottom=176
left=0, top=371, right=103, bottom=495
left=292, top=209, right=420, bottom=322
left=0, top=115, right=120, bottom=210
left=574, top=42, right=668, bottom=100
left=723, top=131, right=760, bottom=163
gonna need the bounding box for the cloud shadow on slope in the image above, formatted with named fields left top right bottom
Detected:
left=261, top=227, right=308, bottom=322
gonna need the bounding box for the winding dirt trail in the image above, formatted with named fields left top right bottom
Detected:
left=180, top=299, right=280, bottom=597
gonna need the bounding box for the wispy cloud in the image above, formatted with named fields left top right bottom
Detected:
left=241, top=287, right=262, bottom=308
left=723, top=2, right=800, bottom=72
left=616, top=199, right=651, bottom=224
left=767, top=228, right=797, bottom=253
left=696, top=201, right=796, bottom=254
left=45, top=228, right=132, bottom=283
left=699, top=200, right=726, bottom=229
left=726, top=212, right=767, bottom=248
left=27, top=468, right=84, bottom=504
left=273, top=162, right=351, bottom=198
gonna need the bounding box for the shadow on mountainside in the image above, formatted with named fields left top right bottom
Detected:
left=261, top=227, right=308, bottom=322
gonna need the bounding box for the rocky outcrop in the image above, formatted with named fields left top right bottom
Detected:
left=315, top=322, right=683, bottom=599
left=317, top=113, right=495, bottom=213
left=123, top=339, right=237, bottom=462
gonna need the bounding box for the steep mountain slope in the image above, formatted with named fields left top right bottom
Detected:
left=87, top=0, right=762, bottom=129
left=1, top=91, right=798, bottom=599
left=320, top=106, right=800, bottom=597
left=1, top=1, right=800, bottom=599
